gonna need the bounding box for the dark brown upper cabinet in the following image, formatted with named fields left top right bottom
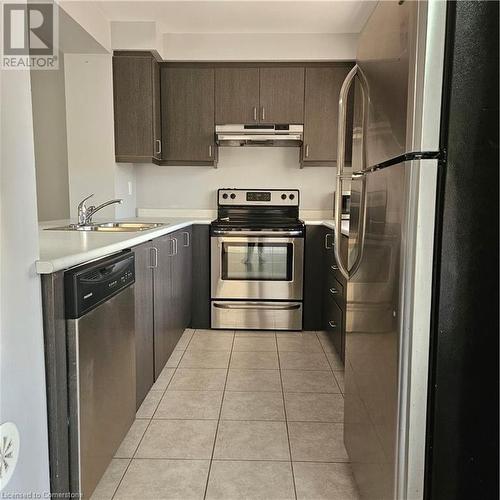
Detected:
left=161, top=66, right=216, bottom=165
left=301, top=64, right=354, bottom=167
left=215, top=67, right=260, bottom=124
left=113, top=51, right=162, bottom=163
left=259, top=67, right=305, bottom=124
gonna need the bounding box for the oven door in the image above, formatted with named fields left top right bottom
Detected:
left=211, top=233, right=304, bottom=300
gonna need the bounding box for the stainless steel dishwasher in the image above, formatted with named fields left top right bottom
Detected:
left=65, top=251, right=136, bottom=499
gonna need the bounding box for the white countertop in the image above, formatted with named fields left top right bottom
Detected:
left=305, top=219, right=350, bottom=235
left=36, top=216, right=349, bottom=274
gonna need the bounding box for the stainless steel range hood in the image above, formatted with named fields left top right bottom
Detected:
left=216, top=124, right=303, bottom=147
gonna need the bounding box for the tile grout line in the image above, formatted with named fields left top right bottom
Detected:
left=127, top=456, right=351, bottom=464
left=111, top=328, right=195, bottom=500
left=202, top=330, right=235, bottom=500
left=316, top=331, right=344, bottom=396
left=109, top=329, right=346, bottom=499
left=149, top=417, right=343, bottom=424
left=275, top=332, right=298, bottom=500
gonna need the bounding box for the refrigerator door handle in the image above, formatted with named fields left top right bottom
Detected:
left=334, top=64, right=369, bottom=279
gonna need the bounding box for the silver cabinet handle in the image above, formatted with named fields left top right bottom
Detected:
left=253, top=106, right=257, bottom=121
left=329, top=287, right=339, bottom=295
left=324, top=233, right=333, bottom=249
left=148, top=247, right=158, bottom=268
left=208, top=145, right=213, bottom=158
left=173, top=237, right=178, bottom=255
left=168, top=238, right=175, bottom=256
left=155, top=139, right=162, bottom=155
left=261, top=106, right=265, bottom=121
left=328, top=320, right=337, bottom=328
left=183, top=231, right=190, bottom=247
left=305, top=144, right=310, bottom=158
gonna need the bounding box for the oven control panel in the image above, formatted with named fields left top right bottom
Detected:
left=218, top=189, right=299, bottom=206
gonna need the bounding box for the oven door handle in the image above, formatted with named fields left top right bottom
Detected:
left=213, top=303, right=301, bottom=311
left=211, top=229, right=303, bottom=237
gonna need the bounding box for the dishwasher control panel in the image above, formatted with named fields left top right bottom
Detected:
left=65, top=251, right=135, bottom=319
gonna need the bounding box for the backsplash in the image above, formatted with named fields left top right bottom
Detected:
left=135, top=147, right=336, bottom=212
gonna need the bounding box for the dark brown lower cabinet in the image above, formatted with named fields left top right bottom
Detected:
left=133, top=227, right=193, bottom=401
left=152, top=234, right=175, bottom=379
left=168, top=228, right=192, bottom=354
left=191, top=224, right=211, bottom=329
left=303, top=225, right=325, bottom=331
left=178, top=228, right=193, bottom=329
left=321, top=226, right=348, bottom=362
left=303, top=224, right=348, bottom=361
left=132, top=242, right=155, bottom=408
left=153, top=228, right=193, bottom=379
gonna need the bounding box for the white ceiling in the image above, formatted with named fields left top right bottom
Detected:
left=96, top=1, right=377, bottom=34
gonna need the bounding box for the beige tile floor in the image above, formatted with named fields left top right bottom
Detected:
left=91, top=329, right=359, bottom=500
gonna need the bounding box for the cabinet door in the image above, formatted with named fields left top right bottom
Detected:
left=113, top=54, right=154, bottom=162
left=191, top=224, right=211, bottom=329
left=324, top=294, right=344, bottom=361
left=259, top=67, right=305, bottom=123
left=303, top=225, right=325, bottom=331
left=215, top=67, right=260, bottom=124
left=169, top=231, right=184, bottom=348
left=179, top=227, right=193, bottom=329
left=153, top=235, right=174, bottom=378
left=302, top=65, right=355, bottom=165
left=162, top=67, right=216, bottom=162
left=132, top=242, right=155, bottom=408
left=152, top=58, right=162, bottom=160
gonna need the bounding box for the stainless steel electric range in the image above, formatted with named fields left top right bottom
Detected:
left=210, top=188, right=304, bottom=330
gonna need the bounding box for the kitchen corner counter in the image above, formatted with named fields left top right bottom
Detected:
left=37, top=216, right=349, bottom=274
left=304, top=219, right=350, bottom=237
left=36, top=217, right=211, bottom=274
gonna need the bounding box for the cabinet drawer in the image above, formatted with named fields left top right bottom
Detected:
left=329, top=260, right=345, bottom=285
left=325, top=295, right=343, bottom=333
left=327, top=273, right=345, bottom=306
left=323, top=295, right=344, bottom=362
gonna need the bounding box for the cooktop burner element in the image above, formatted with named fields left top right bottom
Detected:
left=211, top=189, right=304, bottom=234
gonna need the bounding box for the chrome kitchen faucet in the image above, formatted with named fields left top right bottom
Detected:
left=77, top=194, right=123, bottom=226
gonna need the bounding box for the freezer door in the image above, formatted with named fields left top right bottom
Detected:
left=344, top=161, right=408, bottom=500
left=355, top=0, right=418, bottom=167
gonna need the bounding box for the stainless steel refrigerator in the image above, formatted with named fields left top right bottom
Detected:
left=334, top=2, right=447, bottom=498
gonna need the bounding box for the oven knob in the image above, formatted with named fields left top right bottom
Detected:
left=281, top=194, right=287, bottom=200
left=230, top=193, right=236, bottom=199
left=289, top=193, right=295, bottom=200
left=222, top=193, right=228, bottom=199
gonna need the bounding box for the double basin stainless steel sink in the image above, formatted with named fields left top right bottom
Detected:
left=45, top=222, right=166, bottom=232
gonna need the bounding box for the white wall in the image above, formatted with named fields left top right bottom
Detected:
left=163, top=33, right=357, bottom=61
left=111, top=21, right=163, bottom=55
left=0, top=69, right=50, bottom=494
left=136, top=147, right=335, bottom=214
left=64, top=53, right=136, bottom=219
left=31, top=51, right=71, bottom=221
left=115, top=162, right=137, bottom=219
left=59, top=1, right=111, bottom=52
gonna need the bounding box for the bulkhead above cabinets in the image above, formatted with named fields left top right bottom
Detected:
left=112, top=51, right=354, bottom=167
